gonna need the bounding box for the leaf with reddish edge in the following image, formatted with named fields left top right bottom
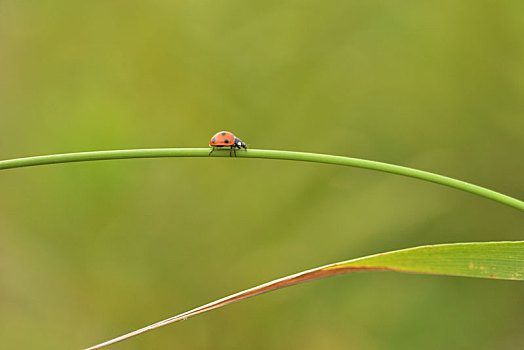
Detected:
left=85, top=241, right=524, bottom=349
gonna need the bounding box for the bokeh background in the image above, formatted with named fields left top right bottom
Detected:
left=1, top=1, right=523, bottom=349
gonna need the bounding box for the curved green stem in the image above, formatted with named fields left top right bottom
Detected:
left=0, top=148, right=522, bottom=211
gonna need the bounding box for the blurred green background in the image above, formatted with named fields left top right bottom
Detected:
left=1, top=1, right=523, bottom=349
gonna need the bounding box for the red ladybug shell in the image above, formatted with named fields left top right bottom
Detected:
left=210, top=131, right=236, bottom=146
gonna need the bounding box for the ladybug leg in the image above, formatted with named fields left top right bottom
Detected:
left=233, top=146, right=237, bottom=157
left=209, top=147, right=215, bottom=156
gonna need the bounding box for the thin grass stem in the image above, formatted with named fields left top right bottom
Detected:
left=0, top=148, right=522, bottom=210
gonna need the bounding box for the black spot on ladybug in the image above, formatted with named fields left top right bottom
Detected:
left=224, top=139, right=229, bottom=144
left=221, top=132, right=226, bottom=136
left=212, top=137, right=216, bottom=143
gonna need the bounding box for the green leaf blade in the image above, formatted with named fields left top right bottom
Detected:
left=331, top=242, right=524, bottom=280
left=86, top=241, right=524, bottom=349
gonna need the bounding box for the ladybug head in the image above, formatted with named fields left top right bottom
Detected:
left=235, top=138, right=247, bottom=150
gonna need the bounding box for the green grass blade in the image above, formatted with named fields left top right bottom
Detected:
left=328, top=241, right=524, bottom=280
left=85, top=241, right=524, bottom=349
left=0, top=148, right=522, bottom=210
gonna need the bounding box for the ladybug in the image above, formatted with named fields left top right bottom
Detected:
left=209, top=131, right=247, bottom=157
